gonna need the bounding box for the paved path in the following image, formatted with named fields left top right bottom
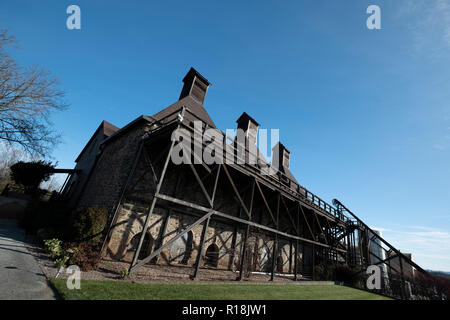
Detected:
left=0, top=219, right=57, bottom=300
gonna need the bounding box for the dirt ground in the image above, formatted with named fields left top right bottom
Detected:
left=25, top=239, right=310, bottom=284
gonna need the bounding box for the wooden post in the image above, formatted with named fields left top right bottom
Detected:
left=238, top=225, right=250, bottom=281
left=228, top=225, right=238, bottom=271
left=191, top=216, right=211, bottom=279
left=294, top=240, right=298, bottom=281
left=130, top=139, right=176, bottom=269
left=398, top=253, right=406, bottom=299
left=289, top=240, right=293, bottom=274
left=312, top=244, right=316, bottom=281
left=270, top=193, right=280, bottom=281
left=237, top=179, right=255, bottom=281
left=101, top=140, right=144, bottom=256
left=152, top=208, right=171, bottom=263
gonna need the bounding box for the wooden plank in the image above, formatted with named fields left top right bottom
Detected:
left=223, top=165, right=250, bottom=218
left=255, top=180, right=277, bottom=227
left=156, top=193, right=347, bottom=253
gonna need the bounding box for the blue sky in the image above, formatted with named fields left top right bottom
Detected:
left=1, top=0, right=450, bottom=271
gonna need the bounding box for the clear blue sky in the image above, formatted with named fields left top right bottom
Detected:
left=1, top=0, right=450, bottom=271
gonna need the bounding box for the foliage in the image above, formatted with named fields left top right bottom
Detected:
left=44, top=238, right=64, bottom=260
left=65, top=241, right=102, bottom=271
left=120, top=268, right=129, bottom=279
left=335, top=264, right=366, bottom=288
left=10, top=160, right=55, bottom=196
left=314, top=263, right=335, bottom=281
left=0, top=29, right=67, bottom=157
left=71, top=206, right=108, bottom=242
left=313, top=263, right=366, bottom=288
left=413, top=273, right=450, bottom=300
left=44, top=238, right=102, bottom=271
left=0, top=142, right=28, bottom=190
left=54, top=256, right=69, bottom=268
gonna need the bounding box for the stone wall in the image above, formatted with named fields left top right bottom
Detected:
left=77, top=121, right=150, bottom=213
left=106, top=200, right=300, bottom=274
left=106, top=201, right=244, bottom=270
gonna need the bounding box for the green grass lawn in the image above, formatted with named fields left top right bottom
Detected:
left=50, top=279, right=391, bottom=300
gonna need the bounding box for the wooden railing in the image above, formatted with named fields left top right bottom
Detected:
left=143, top=106, right=352, bottom=224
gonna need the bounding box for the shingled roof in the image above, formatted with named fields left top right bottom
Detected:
left=151, top=94, right=216, bottom=128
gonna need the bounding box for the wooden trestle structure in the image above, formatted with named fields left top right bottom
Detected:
left=103, top=106, right=430, bottom=299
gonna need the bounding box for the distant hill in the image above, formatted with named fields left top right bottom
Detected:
left=427, top=270, right=450, bottom=280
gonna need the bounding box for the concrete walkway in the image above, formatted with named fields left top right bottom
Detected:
left=0, top=219, right=57, bottom=300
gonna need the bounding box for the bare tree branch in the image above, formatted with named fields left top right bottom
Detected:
left=0, top=29, right=67, bottom=157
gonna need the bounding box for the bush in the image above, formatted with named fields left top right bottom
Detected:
left=335, top=264, right=365, bottom=288
left=71, top=207, right=108, bottom=242
left=44, top=238, right=64, bottom=260
left=314, top=263, right=334, bottom=281
left=10, top=160, right=55, bottom=197
left=65, top=241, right=102, bottom=271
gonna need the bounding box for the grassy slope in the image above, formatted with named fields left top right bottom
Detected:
left=50, top=279, right=390, bottom=300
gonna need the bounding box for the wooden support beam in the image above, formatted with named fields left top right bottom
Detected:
left=238, top=225, right=250, bottom=281
left=189, top=163, right=213, bottom=207
left=101, top=140, right=144, bottom=256
left=255, top=180, right=277, bottom=227
left=223, top=165, right=250, bottom=218
left=130, top=138, right=176, bottom=269
left=237, top=179, right=255, bottom=280
left=270, top=193, right=280, bottom=281
left=313, top=209, right=328, bottom=245
left=143, top=147, right=158, bottom=186
left=289, top=240, right=293, bottom=274
left=281, top=196, right=300, bottom=235
left=299, top=204, right=315, bottom=240
left=211, top=164, right=221, bottom=205
left=130, top=210, right=214, bottom=272
left=191, top=216, right=211, bottom=279
left=155, top=193, right=347, bottom=253
left=312, top=244, right=316, bottom=281
left=294, top=240, right=298, bottom=281
left=152, top=208, right=171, bottom=263
left=228, top=225, right=238, bottom=271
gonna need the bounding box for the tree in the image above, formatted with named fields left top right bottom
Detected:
left=0, top=141, right=28, bottom=190
left=10, top=160, right=55, bottom=196
left=0, top=29, right=67, bottom=157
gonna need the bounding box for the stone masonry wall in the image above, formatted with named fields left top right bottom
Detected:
left=77, top=121, right=150, bottom=213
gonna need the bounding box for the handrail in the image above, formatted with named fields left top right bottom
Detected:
left=143, top=106, right=351, bottom=223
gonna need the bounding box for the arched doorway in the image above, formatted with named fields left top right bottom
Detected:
left=205, top=243, right=219, bottom=268
left=129, top=232, right=154, bottom=260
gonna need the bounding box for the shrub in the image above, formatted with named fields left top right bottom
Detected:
left=10, top=160, right=55, bottom=197
left=71, top=207, right=108, bottom=242
left=54, top=256, right=69, bottom=268
left=120, top=268, right=129, bottom=279
left=65, top=241, right=101, bottom=271
left=335, top=264, right=365, bottom=288
left=314, top=263, right=334, bottom=281
left=44, top=238, right=63, bottom=260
